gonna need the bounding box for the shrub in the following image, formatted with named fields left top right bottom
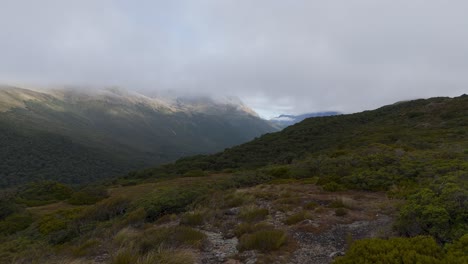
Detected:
left=0, top=213, right=33, bottom=235
left=239, top=207, right=269, bottom=222
left=112, top=248, right=139, bottom=264
left=234, top=222, right=273, bottom=237
left=335, top=208, right=347, bottom=217
left=323, top=182, right=345, bottom=192
left=304, top=201, right=318, bottom=210
left=68, top=186, right=108, bottom=205
left=71, top=239, right=100, bottom=257
left=183, top=169, right=206, bottom=177
left=238, top=229, right=287, bottom=252
left=284, top=211, right=312, bottom=225
left=139, top=186, right=208, bottom=221
left=180, top=211, right=204, bottom=226
left=137, top=249, right=195, bottom=264
left=83, top=196, right=130, bottom=221
left=137, top=226, right=206, bottom=253
left=125, top=208, right=147, bottom=227
left=333, top=236, right=444, bottom=264
left=16, top=181, right=73, bottom=206
left=38, top=208, right=84, bottom=235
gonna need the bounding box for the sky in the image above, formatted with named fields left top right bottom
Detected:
left=1, top=0, right=467, bottom=118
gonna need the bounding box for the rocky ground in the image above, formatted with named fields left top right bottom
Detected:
left=194, top=184, right=397, bottom=264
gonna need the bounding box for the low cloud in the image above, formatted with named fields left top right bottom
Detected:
left=1, top=0, right=467, bottom=118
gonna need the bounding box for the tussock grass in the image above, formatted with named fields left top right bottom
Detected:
left=238, top=229, right=287, bottom=252
left=239, top=206, right=269, bottom=222
left=284, top=211, right=313, bottom=225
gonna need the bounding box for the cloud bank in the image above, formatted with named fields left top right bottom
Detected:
left=1, top=0, right=467, bottom=117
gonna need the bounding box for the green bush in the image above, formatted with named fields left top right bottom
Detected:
left=239, top=207, right=269, bottom=222
left=334, top=236, right=445, bottom=264
left=137, top=226, right=206, bottom=253
left=16, top=181, right=73, bottom=206
left=304, top=201, right=318, bottom=210
left=322, top=182, right=345, bottom=192
left=0, top=213, right=33, bottom=235
left=38, top=208, right=84, bottom=235
left=180, top=211, right=204, bottom=226
left=284, top=211, right=312, bottom=225
left=83, top=196, right=130, bottom=221
left=139, top=186, right=208, bottom=221
left=68, top=186, right=108, bottom=205
left=238, top=229, right=287, bottom=252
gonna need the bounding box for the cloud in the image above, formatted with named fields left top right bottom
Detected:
left=1, top=0, right=467, bottom=118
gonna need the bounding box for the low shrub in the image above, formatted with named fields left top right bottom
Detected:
left=137, top=226, right=206, bottom=253
left=180, top=211, right=204, bottom=226
left=333, top=236, right=445, bottom=264
left=125, top=208, right=147, bottom=227
left=284, top=211, right=312, bottom=225
left=239, top=207, right=269, bottom=222
left=322, top=182, right=345, bottom=192
left=304, top=201, right=319, bottom=210
left=234, top=222, right=273, bottom=237
left=83, top=196, right=130, bottom=221
left=238, top=229, right=287, bottom=252
left=0, top=213, right=33, bottom=235
left=335, top=208, right=347, bottom=217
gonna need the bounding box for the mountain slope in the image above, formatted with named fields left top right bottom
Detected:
left=270, top=111, right=341, bottom=128
left=134, top=94, right=468, bottom=176
left=0, top=86, right=277, bottom=187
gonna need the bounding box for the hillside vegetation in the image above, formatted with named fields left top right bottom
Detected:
left=0, top=95, right=466, bottom=263
left=0, top=86, right=276, bottom=187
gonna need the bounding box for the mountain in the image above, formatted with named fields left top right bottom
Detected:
left=1, top=94, right=466, bottom=263
left=132, top=94, right=468, bottom=176
left=270, top=111, right=340, bottom=128
left=0, top=85, right=277, bottom=187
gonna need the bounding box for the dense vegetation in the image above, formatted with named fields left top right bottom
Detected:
left=0, top=94, right=467, bottom=262
left=0, top=86, right=276, bottom=187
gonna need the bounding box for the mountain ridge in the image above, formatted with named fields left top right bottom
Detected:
left=0, top=85, right=277, bottom=187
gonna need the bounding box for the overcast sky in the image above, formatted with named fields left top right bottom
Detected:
left=1, top=0, right=467, bottom=118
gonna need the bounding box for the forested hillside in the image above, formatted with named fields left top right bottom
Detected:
left=0, top=86, right=277, bottom=187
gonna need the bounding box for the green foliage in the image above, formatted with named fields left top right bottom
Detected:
left=334, top=236, right=468, bottom=264
left=239, top=207, right=269, bottom=222
left=322, top=182, right=345, bottom=192
left=38, top=208, right=84, bottom=235
left=395, top=183, right=467, bottom=243
left=234, top=222, right=273, bottom=237
left=136, top=226, right=206, bottom=253
left=304, top=201, right=318, bottom=210
left=284, top=210, right=312, bottom=225
left=180, top=211, right=205, bottom=226
left=82, top=196, right=131, bottom=221
left=0, top=213, right=33, bottom=235
left=238, top=229, right=287, bottom=252
left=0, top=198, right=21, bottom=220
left=138, top=185, right=209, bottom=221
left=125, top=207, right=147, bottom=227
left=68, top=186, right=108, bottom=205
left=16, top=181, right=73, bottom=206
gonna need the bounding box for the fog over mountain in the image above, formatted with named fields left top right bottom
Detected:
left=1, top=1, right=467, bottom=118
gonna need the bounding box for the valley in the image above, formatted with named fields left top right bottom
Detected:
left=0, top=94, right=466, bottom=263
